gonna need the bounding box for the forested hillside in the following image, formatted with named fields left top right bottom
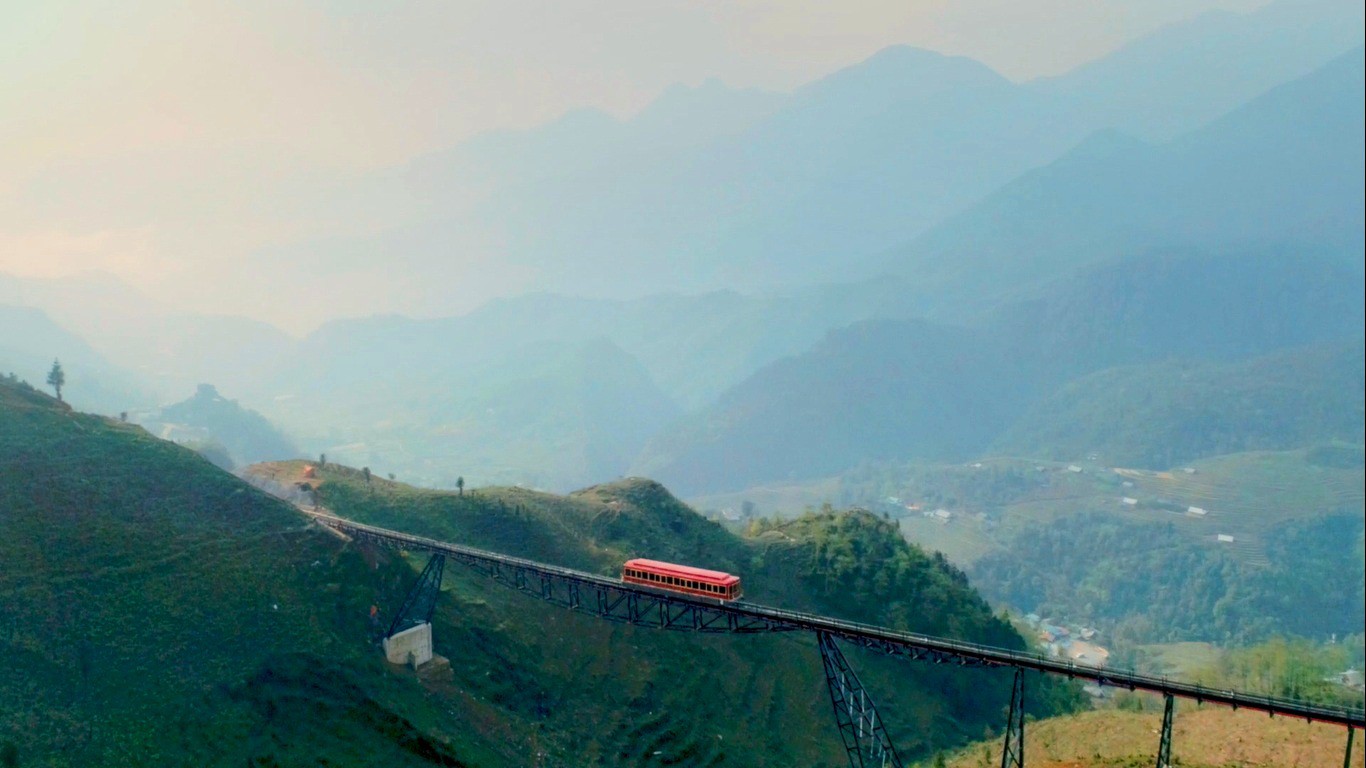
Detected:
left=971, top=512, right=1365, bottom=645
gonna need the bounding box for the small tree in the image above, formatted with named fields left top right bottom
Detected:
left=456, top=476, right=465, bottom=496
left=362, top=467, right=372, bottom=486
left=318, top=453, right=327, bottom=469
left=46, top=359, right=65, bottom=402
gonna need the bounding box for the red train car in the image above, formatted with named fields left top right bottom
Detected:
left=621, top=558, right=743, bottom=601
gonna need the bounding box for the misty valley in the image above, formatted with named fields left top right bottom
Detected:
left=2, top=1, right=1364, bottom=765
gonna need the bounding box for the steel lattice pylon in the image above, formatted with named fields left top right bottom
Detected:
left=817, top=630, right=904, bottom=768
left=1156, top=693, right=1175, bottom=768
left=1001, top=668, right=1024, bottom=768
left=387, top=553, right=446, bottom=637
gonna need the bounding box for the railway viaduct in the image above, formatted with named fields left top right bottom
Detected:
left=307, top=510, right=1365, bottom=768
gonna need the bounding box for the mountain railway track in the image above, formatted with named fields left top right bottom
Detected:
left=301, top=508, right=1366, bottom=730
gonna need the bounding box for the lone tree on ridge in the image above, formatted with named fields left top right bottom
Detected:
left=46, top=359, right=65, bottom=402
left=456, top=476, right=465, bottom=496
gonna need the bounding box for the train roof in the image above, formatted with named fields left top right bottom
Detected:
left=624, top=558, right=740, bottom=586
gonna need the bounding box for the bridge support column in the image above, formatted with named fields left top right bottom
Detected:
left=1156, top=693, right=1174, bottom=768
left=384, top=622, right=433, bottom=666
left=385, top=553, right=446, bottom=666
left=1001, top=668, right=1024, bottom=768
left=1346, top=726, right=1355, bottom=768
left=817, top=631, right=904, bottom=768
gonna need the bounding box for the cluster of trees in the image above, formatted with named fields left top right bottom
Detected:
left=840, top=459, right=1044, bottom=511
left=752, top=507, right=1022, bottom=648
left=1190, top=636, right=1366, bottom=708
left=971, top=512, right=1365, bottom=646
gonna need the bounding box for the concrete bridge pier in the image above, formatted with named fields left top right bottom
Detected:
left=384, top=621, right=434, bottom=668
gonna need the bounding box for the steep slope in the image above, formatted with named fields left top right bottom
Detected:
left=994, top=341, right=1365, bottom=468
left=886, top=49, right=1366, bottom=318
left=638, top=251, right=1364, bottom=494
left=256, top=462, right=1080, bottom=763
left=0, top=378, right=514, bottom=766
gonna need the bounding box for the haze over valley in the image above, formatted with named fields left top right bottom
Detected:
left=2, top=1, right=1363, bottom=765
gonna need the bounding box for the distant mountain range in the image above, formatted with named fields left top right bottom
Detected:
left=635, top=252, right=1366, bottom=494
left=1, top=2, right=1361, bottom=494
left=256, top=0, right=1361, bottom=308
left=1028, top=0, right=1364, bottom=140
left=884, top=47, right=1365, bottom=319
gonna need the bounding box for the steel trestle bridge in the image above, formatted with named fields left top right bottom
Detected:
left=307, top=511, right=1365, bottom=767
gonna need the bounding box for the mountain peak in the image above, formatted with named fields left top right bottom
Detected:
left=811, top=44, right=1009, bottom=94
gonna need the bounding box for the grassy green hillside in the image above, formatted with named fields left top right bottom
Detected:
left=254, top=461, right=1082, bottom=763
left=0, top=371, right=1082, bottom=767
left=0, top=377, right=519, bottom=766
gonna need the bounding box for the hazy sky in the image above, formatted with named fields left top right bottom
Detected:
left=1, top=0, right=1269, bottom=332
